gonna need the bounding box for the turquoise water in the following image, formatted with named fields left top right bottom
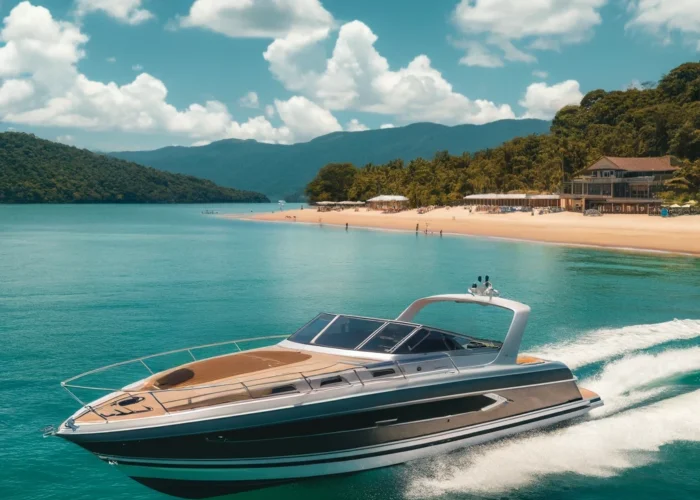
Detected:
left=2, top=204, right=700, bottom=500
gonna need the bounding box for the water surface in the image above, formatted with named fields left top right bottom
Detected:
left=1, top=204, right=699, bottom=500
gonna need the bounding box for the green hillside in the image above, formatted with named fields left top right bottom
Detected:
left=306, top=62, right=700, bottom=205
left=0, top=133, right=269, bottom=204
left=110, top=119, right=551, bottom=200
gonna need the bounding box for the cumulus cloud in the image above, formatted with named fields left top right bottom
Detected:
left=380, top=123, right=395, bottom=129
left=519, top=80, right=584, bottom=119
left=274, top=95, right=341, bottom=141
left=238, top=91, right=259, bottom=108
left=74, top=0, right=154, bottom=25
left=56, top=134, right=74, bottom=144
left=264, top=20, right=515, bottom=125
left=0, top=79, right=34, bottom=109
left=179, top=0, right=334, bottom=38
left=452, top=0, right=606, bottom=66
left=626, top=0, right=700, bottom=49
left=0, top=2, right=339, bottom=145
left=265, top=104, right=275, bottom=117
left=131, top=64, right=143, bottom=71
left=345, top=118, right=368, bottom=132
left=533, top=70, right=549, bottom=79
left=458, top=42, right=504, bottom=68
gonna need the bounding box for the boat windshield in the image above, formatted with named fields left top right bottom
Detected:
left=288, top=314, right=500, bottom=354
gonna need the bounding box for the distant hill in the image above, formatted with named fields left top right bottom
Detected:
left=0, top=132, right=269, bottom=204
left=305, top=62, right=700, bottom=206
left=110, top=119, right=551, bottom=199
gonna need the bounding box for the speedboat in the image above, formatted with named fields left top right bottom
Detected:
left=52, top=280, right=602, bottom=498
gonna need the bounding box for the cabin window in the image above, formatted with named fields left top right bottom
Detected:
left=313, top=316, right=385, bottom=349
left=359, top=323, right=417, bottom=353
left=393, top=328, right=465, bottom=354
left=288, top=313, right=335, bottom=344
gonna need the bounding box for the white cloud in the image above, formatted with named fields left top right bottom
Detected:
left=345, top=118, right=368, bottom=132
left=0, top=2, right=339, bottom=145
left=264, top=20, right=515, bottom=125
left=533, top=70, right=549, bottom=79
left=626, top=0, right=700, bottom=49
left=274, top=95, right=341, bottom=142
left=265, top=104, right=275, bottom=117
left=452, top=0, right=606, bottom=65
left=519, top=80, right=584, bottom=119
left=106, top=56, right=116, bottom=63
left=56, top=134, right=74, bottom=144
left=458, top=42, right=504, bottom=68
left=0, top=79, right=34, bottom=109
left=238, top=91, right=259, bottom=108
left=131, top=64, right=143, bottom=71
left=75, top=0, right=153, bottom=25
left=180, top=0, right=334, bottom=38
left=380, top=123, right=395, bottom=129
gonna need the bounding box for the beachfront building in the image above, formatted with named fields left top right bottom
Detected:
left=561, top=156, right=679, bottom=214
left=367, top=195, right=410, bottom=211
left=463, top=193, right=561, bottom=208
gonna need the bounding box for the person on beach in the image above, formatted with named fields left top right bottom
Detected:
left=346, top=222, right=348, bottom=230
left=416, top=223, right=419, bottom=233
left=440, top=230, right=443, bottom=237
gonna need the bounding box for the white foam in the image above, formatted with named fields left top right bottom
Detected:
left=408, top=389, right=700, bottom=497
left=407, top=345, right=700, bottom=497
left=585, top=347, right=700, bottom=416
left=532, top=319, right=700, bottom=369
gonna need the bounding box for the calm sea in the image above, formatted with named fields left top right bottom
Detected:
left=2, top=204, right=700, bottom=500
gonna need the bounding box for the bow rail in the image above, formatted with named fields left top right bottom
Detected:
left=60, top=335, right=460, bottom=425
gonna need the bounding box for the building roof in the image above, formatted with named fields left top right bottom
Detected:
left=367, top=195, right=409, bottom=202
left=464, top=193, right=559, bottom=200
left=586, top=156, right=679, bottom=173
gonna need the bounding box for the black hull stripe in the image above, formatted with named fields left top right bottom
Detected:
left=115, top=403, right=589, bottom=469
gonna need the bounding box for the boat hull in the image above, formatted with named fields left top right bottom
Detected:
left=104, top=397, right=601, bottom=498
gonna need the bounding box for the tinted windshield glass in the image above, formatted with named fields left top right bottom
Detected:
left=393, top=328, right=466, bottom=354
left=314, top=316, right=385, bottom=349
left=359, top=323, right=416, bottom=353
left=288, top=313, right=335, bottom=344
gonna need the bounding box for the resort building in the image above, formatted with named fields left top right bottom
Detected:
left=367, top=195, right=410, bottom=211
left=561, top=156, right=679, bottom=214
left=463, top=193, right=561, bottom=208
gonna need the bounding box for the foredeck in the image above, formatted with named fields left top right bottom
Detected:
left=72, top=347, right=371, bottom=424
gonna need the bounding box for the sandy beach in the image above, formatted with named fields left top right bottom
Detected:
left=228, top=207, right=700, bottom=256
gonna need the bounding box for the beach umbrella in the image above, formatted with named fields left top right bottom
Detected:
left=682, top=204, right=691, bottom=208
left=670, top=204, right=681, bottom=208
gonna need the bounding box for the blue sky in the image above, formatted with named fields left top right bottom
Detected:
left=0, top=0, right=698, bottom=151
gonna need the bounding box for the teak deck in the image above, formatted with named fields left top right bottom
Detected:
left=72, top=350, right=597, bottom=425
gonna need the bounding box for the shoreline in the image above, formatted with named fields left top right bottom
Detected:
left=222, top=208, right=700, bottom=257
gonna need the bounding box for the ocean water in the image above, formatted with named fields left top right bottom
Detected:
left=1, top=203, right=700, bottom=500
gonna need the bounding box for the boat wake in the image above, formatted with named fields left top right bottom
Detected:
left=533, top=319, right=700, bottom=369
left=406, top=320, right=700, bottom=497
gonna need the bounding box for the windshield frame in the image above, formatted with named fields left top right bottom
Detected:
left=287, top=312, right=500, bottom=354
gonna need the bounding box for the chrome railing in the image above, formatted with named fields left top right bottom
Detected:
left=61, top=337, right=461, bottom=424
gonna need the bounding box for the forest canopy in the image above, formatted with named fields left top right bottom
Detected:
left=306, top=62, right=700, bottom=206
left=0, top=133, right=269, bottom=204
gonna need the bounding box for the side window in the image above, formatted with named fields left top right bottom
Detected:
left=288, top=314, right=335, bottom=344
left=314, top=317, right=385, bottom=349
left=394, top=329, right=465, bottom=354
left=359, top=323, right=416, bottom=353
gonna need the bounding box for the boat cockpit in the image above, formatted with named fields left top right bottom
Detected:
left=284, top=313, right=502, bottom=355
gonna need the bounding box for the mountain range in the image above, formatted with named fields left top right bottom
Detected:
left=0, top=132, right=269, bottom=204
left=110, top=119, right=551, bottom=199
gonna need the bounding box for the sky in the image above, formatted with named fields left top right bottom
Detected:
left=0, top=0, right=698, bottom=152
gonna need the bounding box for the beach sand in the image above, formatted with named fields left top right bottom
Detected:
left=229, top=207, right=700, bottom=256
